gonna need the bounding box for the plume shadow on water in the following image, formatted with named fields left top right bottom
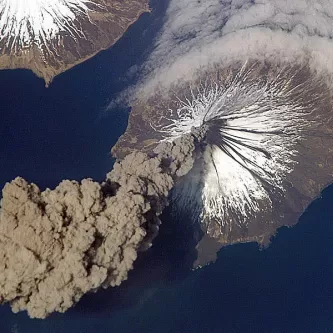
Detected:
left=2, top=187, right=333, bottom=333
left=71, top=204, right=201, bottom=315
left=39, top=184, right=333, bottom=333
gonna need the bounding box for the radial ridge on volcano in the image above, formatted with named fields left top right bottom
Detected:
left=111, top=0, right=333, bottom=268
left=113, top=60, right=333, bottom=267
left=0, top=0, right=149, bottom=85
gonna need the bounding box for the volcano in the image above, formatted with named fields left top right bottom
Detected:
left=113, top=61, right=333, bottom=267
left=0, top=0, right=149, bottom=85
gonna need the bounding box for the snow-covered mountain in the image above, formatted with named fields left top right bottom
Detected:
left=0, top=0, right=149, bottom=85
left=1, top=0, right=94, bottom=51
left=112, top=59, right=333, bottom=267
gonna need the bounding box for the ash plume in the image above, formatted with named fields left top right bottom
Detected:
left=0, top=133, right=197, bottom=319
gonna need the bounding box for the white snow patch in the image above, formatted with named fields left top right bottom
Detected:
left=0, top=0, right=98, bottom=52
left=164, top=63, right=316, bottom=228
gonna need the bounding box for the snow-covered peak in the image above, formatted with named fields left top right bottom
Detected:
left=0, top=0, right=93, bottom=52
left=0, top=0, right=149, bottom=85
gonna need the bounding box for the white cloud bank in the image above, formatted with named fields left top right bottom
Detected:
left=137, top=0, right=333, bottom=96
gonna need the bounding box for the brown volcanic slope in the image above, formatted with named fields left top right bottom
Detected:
left=0, top=0, right=149, bottom=86
left=113, top=61, right=333, bottom=267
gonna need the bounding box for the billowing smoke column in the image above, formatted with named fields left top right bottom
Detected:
left=0, top=133, right=198, bottom=318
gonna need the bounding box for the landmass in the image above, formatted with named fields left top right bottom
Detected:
left=0, top=0, right=149, bottom=86
left=113, top=60, right=333, bottom=268
left=2, top=60, right=333, bottom=318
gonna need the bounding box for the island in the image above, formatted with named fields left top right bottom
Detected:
left=0, top=0, right=149, bottom=86
left=112, top=60, right=333, bottom=268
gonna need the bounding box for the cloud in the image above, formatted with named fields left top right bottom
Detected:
left=136, top=0, right=333, bottom=96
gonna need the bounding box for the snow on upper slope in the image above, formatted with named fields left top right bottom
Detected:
left=0, top=0, right=96, bottom=52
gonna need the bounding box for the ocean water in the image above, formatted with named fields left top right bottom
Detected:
left=0, top=1, right=333, bottom=332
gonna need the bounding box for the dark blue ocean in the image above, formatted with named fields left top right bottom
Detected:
left=0, top=1, right=332, bottom=332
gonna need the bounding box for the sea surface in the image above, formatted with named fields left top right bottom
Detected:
left=0, top=1, right=332, bottom=332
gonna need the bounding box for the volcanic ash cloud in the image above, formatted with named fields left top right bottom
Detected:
left=0, top=134, right=197, bottom=319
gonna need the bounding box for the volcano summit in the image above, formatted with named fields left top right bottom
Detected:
left=111, top=0, right=333, bottom=267
left=113, top=61, right=333, bottom=267
left=0, top=0, right=149, bottom=85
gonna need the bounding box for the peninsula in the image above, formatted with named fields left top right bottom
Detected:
left=112, top=61, right=333, bottom=267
